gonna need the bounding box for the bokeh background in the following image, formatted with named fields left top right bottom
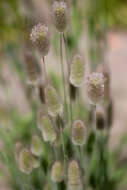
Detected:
left=0, top=0, right=127, bottom=189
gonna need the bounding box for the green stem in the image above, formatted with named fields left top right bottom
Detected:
left=80, top=146, right=84, bottom=162
left=60, top=124, right=66, bottom=164
left=93, top=105, right=97, bottom=131
left=42, top=56, right=48, bottom=82
left=60, top=33, right=68, bottom=120
left=63, top=34, right=70, bottom=76
left=63, top=33, right=73, bottom=126
left=78, top=146, right=82, bottom=161
left=51, top=143, right=57, bottom=160
left=76, top=88, right=79, bottom=107
left=58, top=115, right=67, bottom=164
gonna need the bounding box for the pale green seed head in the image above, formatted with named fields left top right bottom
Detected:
left=70, top=55, right=85, bottom=87
left=72, top=120, right=87, bottom=146
left=18, top=148, right=32, bottom=174
left=45, top=85, right=63, bottom=117
left=31, top=135, right=42, bottom=156
left=68, top=160, right=81, bottom=186
left=38, top=114, right=56, bottom=142
left=51, top=161, right=64, bottom=183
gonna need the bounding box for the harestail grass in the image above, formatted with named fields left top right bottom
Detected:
left=1, top=1, right=127, bottom=190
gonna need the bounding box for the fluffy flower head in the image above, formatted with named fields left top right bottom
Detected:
left=30, top=23, right=50, bottom=56
left=86, top=72, right=105, bottom=105
left=52, top=1, right=69, bottom=32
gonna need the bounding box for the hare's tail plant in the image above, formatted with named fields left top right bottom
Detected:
left=13, top=1, right=112, bottom=190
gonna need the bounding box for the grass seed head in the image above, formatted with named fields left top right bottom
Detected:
left=51, top=161, right=64, bottom=182
left=52, top=1, right=69, bottom=32
left=86, top=72, right=105, bottom=105
left=70, top=55, right=85, bottom=87
left=30, top=23, right=50, bottom=56
left=72, top=120, right=87, bottom=146
left=38, top=114, right=57, bottom=142
left=18, top=148, right=33, bottom=174
left=68, top=160, right=81, bottom=189
left=45, top=85, right=63, bottom=117
left=31, top=135, right=42, bottom=156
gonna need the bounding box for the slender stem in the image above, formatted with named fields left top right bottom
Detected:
left=60, top=125, right=65, bottom=160
left=57, top=115, right=67, bottom=167
left=51, top=143, right=57, bottom=160
left=58, top=115, right=67, bottom=166
left=80, top=146, right=84, bottom=161
left=78, top=146, right=82, bottom=161
left=42, top=56, right=48, bottom=82
left=93, top=105, right=97, bottom=131
left=63, top=33, right=70, bottom=76
left=63, top=33, right=73, bottom=126
left=76, top=89, right=79, bottom=107
left=69, top=96, right=73, bottom=127
left=60, top=33, right=68, bottom=119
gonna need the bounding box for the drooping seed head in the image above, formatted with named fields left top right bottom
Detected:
left=51, top=161, right=64, bottom=182
left=72, top=120, right=87, bottom=146
left=31, top=155, right=40, bottom=168
left=86, top=72, right=105, bottom=105
left=52, top=1, right=69, bottom=32
left=24, top=52, right=39, bottom=85
left=68, top=160, right=81, bottom=190
left=70, top=55, right=85, bottom=87
left=31, top=135, right=42, bottom=156
left=38, top=114, right=56, bottom=142
left=45, top=85, right=63, bottom=116
left=30, top=23, right=50, bottom=56
left=18, top=148, right=32, bottom=174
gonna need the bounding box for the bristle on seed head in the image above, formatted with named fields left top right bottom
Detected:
left=52, top=1, right=69, bottom=32
left=30, top=23, right=50, bottom=56
left=51, top=161, right=64, bottom=182
left=86, top=72, right=105, bottom=105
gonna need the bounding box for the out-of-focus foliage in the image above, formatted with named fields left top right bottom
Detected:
left=0, top=0, right=23, bottom=44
